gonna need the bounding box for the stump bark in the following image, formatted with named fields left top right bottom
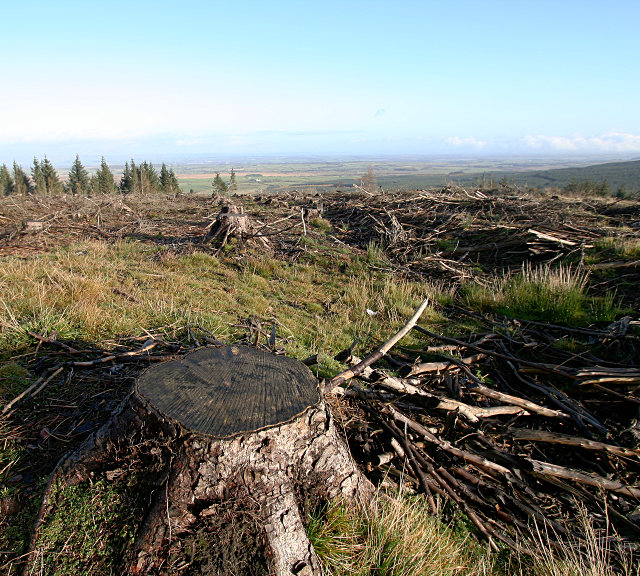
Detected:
left=204, top=205, right=268, bottom=249
left=31, top=346, right=372, bottom=575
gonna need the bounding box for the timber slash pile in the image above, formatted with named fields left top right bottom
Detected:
left=0, top=187, right=639, bottom=574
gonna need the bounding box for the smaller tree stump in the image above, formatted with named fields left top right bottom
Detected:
left=31, top=346, right=372, bottom=575
left=204, top=205, right=268, bottom=249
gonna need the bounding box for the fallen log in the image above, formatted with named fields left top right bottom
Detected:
left=383, top=405, right=514, bottom=478
left=528, top=459, right=640, bottom=499
left=445, top=357, right=571, bottom=419
left=399, top=353, right=486, bottom=377
left=526, top=228, right=583, bottom=247
left=371, top=373, right=526, bottom=423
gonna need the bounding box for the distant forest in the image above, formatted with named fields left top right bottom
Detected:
left=448, top=159, right=640, bottom=198
left=0, top=155, right=180, bottom=197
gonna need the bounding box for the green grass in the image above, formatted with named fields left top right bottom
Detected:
left=588, top=236, right=640, bottom=263
left=0, top=238, right=438, bottom=364
left=309, top=217, right=333, bottom=232
left=30, top=477, right=148, bottom=576
left=308, top=495, right=491, bottom=576
left=462, top=263, right=620, bottom=325
left=309, top=495, right=637, bottom=576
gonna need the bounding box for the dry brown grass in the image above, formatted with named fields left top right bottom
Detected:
left=309, top=495, right=637, bottom=576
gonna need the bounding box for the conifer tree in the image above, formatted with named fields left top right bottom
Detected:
left=212, top=172, right=228, bottom=196
left=120, top=160, right=140, bottom=194
left=67, top=155, right=90, bottom=196
left=169, top=168, right=180, bottom=195
left=13, top=162, right=32, bottom=195
left=0, top=164, right=14, bottom=196
left=160, top=163, right=171, bottom=192
left=119, top=161, right=132, bottom=194
left=229, top=168, right=238, bottom=193
left=130, top=160, right=140, bottom=194
left=160, top=163, right=180, bottom=195
left=41, top=157, right=62, bottom=196
left=32, top=158, right=46, bottom=195
left=95, top=156, right=116, bottom=195
left=139, top=160, right=160, bottom=194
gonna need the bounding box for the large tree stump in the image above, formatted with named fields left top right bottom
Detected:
left=30, top=346, right=372, bottom=575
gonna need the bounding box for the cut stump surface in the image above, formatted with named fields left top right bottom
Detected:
left=137, top=345, right=319, bottom=437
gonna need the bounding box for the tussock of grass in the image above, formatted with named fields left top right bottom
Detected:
left=309, top=496, right=637, bottom=576
left=463, top=263, right=619, bottom=325
left=591, top=237, right=640, bottom=262
left=309, top=217, right=332, bottom=232
left=308, top=495, right=491, bottom=576
left=520, top=504, right=637, bottom=576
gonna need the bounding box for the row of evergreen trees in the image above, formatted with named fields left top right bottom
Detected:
left=0, top=155, right=181, bottom=197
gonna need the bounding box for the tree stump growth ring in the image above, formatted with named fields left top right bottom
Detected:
left=136, top=345, right=320, bottom=438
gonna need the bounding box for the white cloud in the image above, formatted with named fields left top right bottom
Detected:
left=444, top=136, right=489, bottom=149
left=521, top=132, right=640, bottom=152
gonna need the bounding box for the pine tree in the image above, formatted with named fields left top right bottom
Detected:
left=67, top=155, right=90, bottom=196
left=229, top=168, right=238, bottom=193
left=119, top=161, right=132, bottom=194
left=169, top=168, right=180, bottom=195
left=130, top=160, right=140, bottom=194
left=160, top=163, right=171, bottom=193
left=13, top=162, right=32, bottom=195
left=32, top=157, right=46, bottom=195
left=212, top=172, right=228, bottom=196
left=41, top=157, right=62, bottom=196
left=139, top=161, right=159, bottom=194
left=95, top=156, right=116, bottom=194
left=160, top=163, right=181, bottom=196
left=0, top=164, right=14, bottom=196
left=120, top=160, right=140, bottom=195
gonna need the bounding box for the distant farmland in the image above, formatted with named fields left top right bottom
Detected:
left=173, top=157, right=640, bottom=195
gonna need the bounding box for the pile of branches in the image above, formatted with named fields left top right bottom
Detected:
left=326, top=300, right=640, bottom=557
left=322, top=189, right=640, bottom=286
left=0, top=194, right=216, bottom=257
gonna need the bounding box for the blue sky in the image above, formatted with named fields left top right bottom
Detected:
left=1, top=0, right=639, bottom=163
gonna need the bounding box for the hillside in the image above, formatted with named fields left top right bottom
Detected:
left=450, top=159, right=640, bottom=193
left=0, top=189, right=639, bottom=574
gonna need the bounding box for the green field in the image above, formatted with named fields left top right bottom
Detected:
left=168, top=156, right=640, bottom=196
left=54, top=155, right=639, bottom=196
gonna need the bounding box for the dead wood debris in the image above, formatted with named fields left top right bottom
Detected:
left=0, top=326, right=209, bottom=501
left=327, top=302, right=640, bottom=557
left=321, top=189, right=640, bottom=302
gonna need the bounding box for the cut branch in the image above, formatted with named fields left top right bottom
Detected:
left=325, top=298, right=430, bottom=393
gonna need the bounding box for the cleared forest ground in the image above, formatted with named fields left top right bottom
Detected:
left=0, top=188, right=638, bottom=574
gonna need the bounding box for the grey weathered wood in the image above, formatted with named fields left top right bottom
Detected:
left=137, top=345, right=319, bottom=437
